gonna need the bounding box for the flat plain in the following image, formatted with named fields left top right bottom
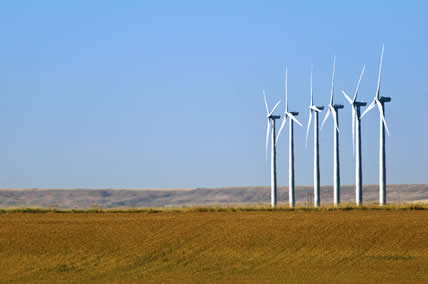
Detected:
left=0, top=208, right=427, bottom=282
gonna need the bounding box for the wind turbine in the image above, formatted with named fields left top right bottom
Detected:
left=321, top=57, right=344, bottom=206
left=342, top=65, right=367, bottom=206
left=306, top=68, right=324, bottom=207
left=264, top=91, right=281, bottom=207
left=276, top=68, right=302, bottom=208
left=361, top=45, right=391, bottom=206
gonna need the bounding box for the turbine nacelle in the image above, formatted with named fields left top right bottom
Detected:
left=287, top=111, right=299, bottom=116
left=379, top=96, right=391, bottom=103
left=309, top=105, right=324, bottom=112
left=354, top=101, right=367, bottom=107
left=268, top=115, right=281, bottom=120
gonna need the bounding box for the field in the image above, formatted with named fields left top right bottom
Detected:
left=0, top=207, right=427, bottom=282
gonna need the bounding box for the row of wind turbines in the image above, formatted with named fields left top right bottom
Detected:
left=264, top=46, right=391, bottom=207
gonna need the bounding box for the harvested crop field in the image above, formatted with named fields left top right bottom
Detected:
left=0, top=209, right=427, bottom=282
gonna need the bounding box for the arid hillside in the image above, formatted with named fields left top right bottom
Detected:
left=0, top=184, right=426, bottom=208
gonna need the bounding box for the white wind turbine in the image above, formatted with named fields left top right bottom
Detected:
left=276, top=68, right=302, bottom=208
left=306, top=69, right=324, bottom=207
left=321, top=57, right=344, bottom=206
left=264, top=91, right=281, bottom=207
left=361, top=45, right=391, bottom=206
left=341, top=65, right=367, bottom=206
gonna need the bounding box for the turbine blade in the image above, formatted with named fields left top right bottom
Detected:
left=376, top=99, right=382, bottom=112
left=353, top=64, right=366, bottom=102
left=263, top=90, right=269, bottom=115
left=376, top=100, right=390, bottom=136
left=375, top=45, right=384, bottom=100
left=341, top=90, right=353, bottom=104
left=310, top=68, right=313, bottom=106
left=266, top=119, right=271, bottom=161
left=289, top=113, right=303, bottom=127
left=321, top=108, right=331, bottom=129
left=285, top=68, right=288, bottom=113
left=330, top=56, right=336, bottom=105
left=332, top=108, right=339, bottom=133
left=352, top=106, right=356, bottom=155
left=382, top=115, right=390, bottom=136
left=361, top=100, right=376, bottom=118
left=306, top=111, right=312, bottom=148
left=276, top=116, right=287, bottom=144
left=270, top=100, right=281, bottom=115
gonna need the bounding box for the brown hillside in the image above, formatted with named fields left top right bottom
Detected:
left=0, top=184, right=426, bottom=208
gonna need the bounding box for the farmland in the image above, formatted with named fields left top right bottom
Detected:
left=0, top=208, right=427, bottom=282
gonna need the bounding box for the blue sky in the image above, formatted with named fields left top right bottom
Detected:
left=0, top=1, right=426, bottom=188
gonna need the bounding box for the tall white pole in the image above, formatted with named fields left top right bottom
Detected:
left=271, top=119, right=277, bottom=207
left=379, top=103, right=386, bottom=205
left=314, top=112, right=320, bottom=207
left=333, top=110, right=340, bottom=206
left=355, top=107, right=363, bottom=205
left=289, top=119, right=295, bottom=207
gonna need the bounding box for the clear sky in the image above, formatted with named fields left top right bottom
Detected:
left=0, top=1, right=427, bottom=188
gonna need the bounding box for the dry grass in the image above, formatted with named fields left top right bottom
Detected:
left=0, top=207, right=427, bottom=282
left=0, top=203, right=427, bottom=213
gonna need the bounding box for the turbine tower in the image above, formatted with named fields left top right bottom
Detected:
left=341, top=65, right=367, bottom=206
left=264, top=91, right=281, bottom=207
left=361, top=45, right=391, bottom=206
left=321, top=57, right=344, bottom=206
left=306, top=69, right=324, bottom=207
left=276, top=68, right=302, bottom=208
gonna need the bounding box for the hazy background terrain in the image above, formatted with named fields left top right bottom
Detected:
left=0, top=184, right=426, bottom=209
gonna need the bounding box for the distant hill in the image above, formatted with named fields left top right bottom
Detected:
left=0, top=184, right=426, bottom=209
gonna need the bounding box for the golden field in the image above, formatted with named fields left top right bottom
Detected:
left=0, top=207, right=427, bottom=282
